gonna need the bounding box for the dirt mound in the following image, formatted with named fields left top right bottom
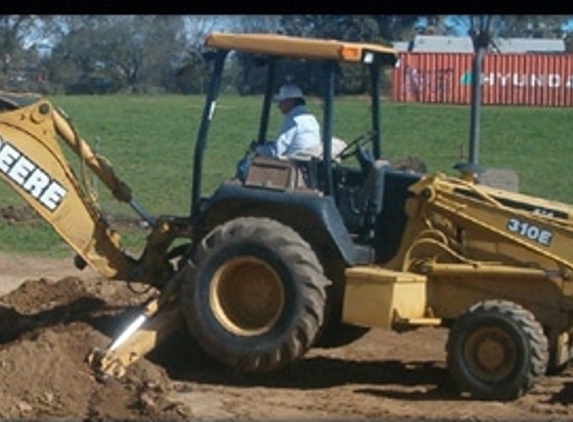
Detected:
left=0, top=276, right=192, bottom=419
left=2, top=254, right=573, bottom=420
left=0, top=275, right=151, bottom=314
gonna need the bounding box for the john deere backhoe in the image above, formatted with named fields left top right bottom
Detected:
left=1, top=32, right=573, bottom=401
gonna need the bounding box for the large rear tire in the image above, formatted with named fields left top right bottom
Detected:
left=180, top=217, right=330, bottom=372
left=446, top=300, right=548, bottom=401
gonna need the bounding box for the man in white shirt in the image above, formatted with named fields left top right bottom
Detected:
left=252, top=84, right=321, bottom=160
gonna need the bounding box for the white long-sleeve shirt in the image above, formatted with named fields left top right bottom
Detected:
left=255, top=105, right=321, bottom=160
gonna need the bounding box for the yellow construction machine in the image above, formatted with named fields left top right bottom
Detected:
left=1, top=33, right=573, bottom=401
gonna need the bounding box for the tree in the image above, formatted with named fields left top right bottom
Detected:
left=276, top=15, right=422, bottom=96
left=135, top=15, right=188, bottom=92
left=369, top=15, right=427, bottom=41
left=174, top=16, right=247, bottom=94
left=219, top=16, right=282, bottom=95
left=447, top=15, right=572, bottom=39
left=566, top=32, right=573, bottom=52
left=47, top=15, right=189, bottom=94
left=0, top=15, right=55, bottom=90
left=495, top=15, right=570, bottom=38
left=236, top=15, right=281, bottom=33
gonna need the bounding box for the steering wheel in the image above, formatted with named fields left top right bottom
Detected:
left=335, top=130, right=377, bottom=161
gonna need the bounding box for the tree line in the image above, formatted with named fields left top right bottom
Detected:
left=1, top=15, right=571, bottom=96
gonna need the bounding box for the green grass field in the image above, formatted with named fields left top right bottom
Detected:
left=1, top=93, right=572, bottom=257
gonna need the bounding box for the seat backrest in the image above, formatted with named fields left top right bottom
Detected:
left=244, top=156, right=317, bottom=191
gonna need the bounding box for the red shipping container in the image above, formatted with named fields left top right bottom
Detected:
left=392, top=52, right=573, bottom=107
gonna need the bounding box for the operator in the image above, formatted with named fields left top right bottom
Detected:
left=251, top=83, right=321, bottom=160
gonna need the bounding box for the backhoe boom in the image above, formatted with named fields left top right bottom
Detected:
left=0, top=92, right=170, bottom=282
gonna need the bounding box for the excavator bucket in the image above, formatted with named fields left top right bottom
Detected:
left=87, top=265, right=188, bottom=379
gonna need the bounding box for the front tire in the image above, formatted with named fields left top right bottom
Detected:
left=180, top=217, right=330, bottom=372
left=446, top=300, right=548, bottom=401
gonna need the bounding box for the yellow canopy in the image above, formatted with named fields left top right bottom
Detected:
left=204, top=32, right=398, bottom=65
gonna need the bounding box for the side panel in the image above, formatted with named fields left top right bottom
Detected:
left=428, top=276, right=568, bottom=328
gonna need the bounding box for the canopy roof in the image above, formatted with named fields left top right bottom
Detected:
left=204, top=32, right=399, bottom=65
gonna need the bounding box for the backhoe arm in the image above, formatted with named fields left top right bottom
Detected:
left=397, top=173, right=573, bottom=278
left=0, top=92, right=138, bottom=280
left=52, top=107, right=133, bottom=204
left=0, top=92, right=197, bottom=380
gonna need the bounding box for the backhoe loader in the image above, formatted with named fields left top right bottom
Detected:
left=1, top=32, right=573, bottom=401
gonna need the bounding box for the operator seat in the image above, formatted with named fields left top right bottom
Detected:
left=241, top=155, right=320, bottom=192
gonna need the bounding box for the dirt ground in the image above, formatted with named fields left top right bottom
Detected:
left=1, top=210, right=573, bottom=419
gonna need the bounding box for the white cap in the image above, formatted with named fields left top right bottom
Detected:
left=274, top=84, right=304, bottom=103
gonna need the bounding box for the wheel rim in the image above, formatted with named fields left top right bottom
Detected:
left=210, top=256, right=285, bottom=337
left=464, top=326, right=517, bottom=383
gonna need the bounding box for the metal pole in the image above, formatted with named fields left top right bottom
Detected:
left=322, top=61, right=336, bottom=196
left=191, top=51, right=227, bottom=217
left=257, top=58, right=276, bottom=144
left=468, top=16, right=492, bottom=168
left=370, top=62, right=382, bottom=160
left=468, top=45, right=484, bottom=165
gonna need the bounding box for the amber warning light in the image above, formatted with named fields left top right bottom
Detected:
left=339, top=46, right=360, bottom=61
